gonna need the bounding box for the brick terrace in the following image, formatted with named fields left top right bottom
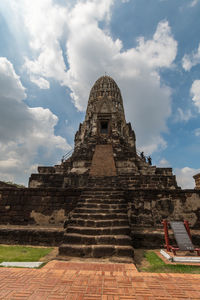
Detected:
left=0, top=260, right=200, bottom=299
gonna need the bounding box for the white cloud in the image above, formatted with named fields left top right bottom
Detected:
left=0, top=158, right=21, bottom=170
left=194, top=128, right=200, bottom=136
left=189, top=0, right=199, bottom=7
left=139, top=137, right=167, bottom=155
left=182, top=44, right=200, bottom=71
left=12, top=0, right=69, bottom=86
left=0, top=57, right=26, bottom=101
left=24, top=46, right=67, bottom=85
left=190, top=80, right=200, bottom=112
left=175, top=167, right=200, bottom=189
left=30, top=76, right=50, bottom=89
left=136, top=21, right=177, bottom=69
left=28, top=107, right=67, bottom=153
left=174, top=108, right=192, bottom=122
left=158, top=158, right=171, bottom=167
left=0, top=57, right=70, bottom=185
left=64, top=7, right=177, bottom=153
left=5, top=0, right=178, bottom=154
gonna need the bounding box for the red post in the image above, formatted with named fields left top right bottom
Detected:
left=184, top=220, right=200, bottom=256
left=162, top=220, right=170, bottom=252
left=184, top=220, right=192, bottom=241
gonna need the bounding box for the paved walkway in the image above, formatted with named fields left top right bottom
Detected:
left=0, top=260, right=200, bottom=299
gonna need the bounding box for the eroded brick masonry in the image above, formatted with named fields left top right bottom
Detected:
left=0, top=76, right=200, bottom=259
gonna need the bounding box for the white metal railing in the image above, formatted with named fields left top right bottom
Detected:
left=61, top=148, right=73, bottom=162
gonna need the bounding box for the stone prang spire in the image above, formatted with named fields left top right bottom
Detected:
left=29, top=75, right=178, bottom=189
left=75, top=76, right=136, bottom=153
left=71, top=75, right=139, bottom=177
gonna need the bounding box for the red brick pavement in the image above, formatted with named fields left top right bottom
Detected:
left=0, top=260, right=200, bottom=299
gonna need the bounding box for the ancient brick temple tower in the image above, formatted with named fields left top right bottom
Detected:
left=29, top=76, right=179, bottom=262
left=29, top=75, right=178, bottom=190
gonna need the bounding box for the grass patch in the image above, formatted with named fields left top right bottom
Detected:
left=0, top=245, right=53, bottom=263
left=140, top=251, right=200, bottom=274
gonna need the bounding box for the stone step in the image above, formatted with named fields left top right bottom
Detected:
left=109, top=256, right=134, bottom=264
left=80, top=193, right=124, bottom=198
left=74, top=208, right=127, bottom=214
left=63, top=233, right=132, bottom=245
left=66, top=226, right=131, bottom=235
left=86, top=187, right=121, bottom=190
left=76, top=203, right=127, bottom=209
left=82, top=188, right=123, bottom=192
left=80, top=198, right=125, bottom=203
left=87, top=183, right=121, bottom=187
left=73, top=206, right=127, bottom=214
left=59, top=244, right=134, bottom=259
left=69, top=218, right=129, bottom=227
left=79, top=199, right=126, bottom=205
left=81, top=192, right=124, bottom=197
left=71, top=213, right=128, bottom=220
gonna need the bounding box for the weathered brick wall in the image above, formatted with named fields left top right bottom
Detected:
left=119, top=174, right=178, bottom=189
left=29, top=174, right=64, bottom=188
left=0, top=181, right=16, bottom=188
left=0, top=227, right=64, bottom=246
left=126, top=189, right=200, bottom=229
left=0, top=188, right=81, bottom=226
left=0, top=187, right=200, bottom=230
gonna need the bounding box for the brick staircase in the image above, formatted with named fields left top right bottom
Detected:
left=59, top=186, right=134, bottom=263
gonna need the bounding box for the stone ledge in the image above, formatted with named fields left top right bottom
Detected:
left=0, top=225, right=64, bottom=246
left=132, top=227, right=200, bottom=249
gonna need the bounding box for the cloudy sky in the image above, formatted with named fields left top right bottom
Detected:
left=0, top=0, right=200, bottom=188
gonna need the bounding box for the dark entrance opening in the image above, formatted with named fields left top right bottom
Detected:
left=100, top=121, right=109, bottom=134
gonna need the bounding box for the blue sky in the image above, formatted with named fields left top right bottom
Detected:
left=0, top=0, right=200, bottom=188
